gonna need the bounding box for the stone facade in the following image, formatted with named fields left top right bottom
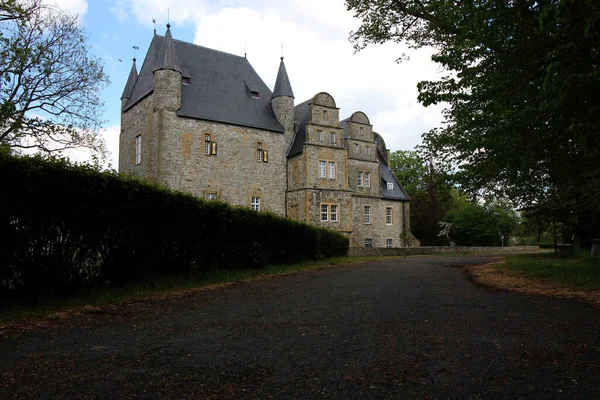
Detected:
left=119, top=28, right=418, bottom=248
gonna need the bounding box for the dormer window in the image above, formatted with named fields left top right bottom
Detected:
left=182, top=77, right=191, bottom=85
left=245, top=82, right=260, bottom=99
left=250, top=90, right=260, bottom=99
left=387, top=182, right=394, bottom=190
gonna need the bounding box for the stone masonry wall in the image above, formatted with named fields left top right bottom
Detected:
left=119, top=95, right=157, bottom=181
left=351, top=196, right=406, bottom=248
left=348, top=246, right=540, bottom=257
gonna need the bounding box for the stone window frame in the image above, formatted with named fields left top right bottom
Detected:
left=251, top=196, right=261, bottom=211
left=135, top=134, right=141, bottom=165
left=205, top=193, right=217, bottom=201
left=386, top=207, right=393, bottom=225
left=386, top=238, right=393, bottom=248
left=364, top=171, right=371, bottom=187
left=204, top=134, right=212, bottom=155
left=359, top=126, right=364, bottom=138
left=354, top=143, right=359, bottom=154
left=317, top=130, right=323, bottom=142
left=366, top=146, right=371, bottom=156
left=357, top=171, right=363, bottom=186
left=323, top=110, right=328, bottom=120
left=364, top=205, right=371, bottom=224
left=321, top=203, right=339, bottom=223
left=256, top=142, right=268, bottom=163
left=330, top=132, right=336, bottom=144
left=365, top=238, right=372, bottom=248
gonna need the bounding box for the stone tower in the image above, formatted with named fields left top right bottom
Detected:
left=120, top=58, right=138, bottom=110
left=271, top=57, right=295, bottom=150
left=153, top=24, right=181, bottom=113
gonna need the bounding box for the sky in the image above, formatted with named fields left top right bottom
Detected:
left=50, top=0, right=445, bottom=168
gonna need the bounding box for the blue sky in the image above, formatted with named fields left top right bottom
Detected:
left=52, top=0, right=445, bottom=167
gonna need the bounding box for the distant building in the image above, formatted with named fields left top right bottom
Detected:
left=119, top=25, right=419, bottom=248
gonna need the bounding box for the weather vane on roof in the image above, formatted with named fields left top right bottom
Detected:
left=152, top=18, right=156, bottom=34
left=133, top=45, right=139, bottom=61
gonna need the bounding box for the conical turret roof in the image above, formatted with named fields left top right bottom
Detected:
left=120, top=58, right=138, bottom=100
left=272, top=57, right=294, bottom=99
left=153, top=24, right=181, bottom=73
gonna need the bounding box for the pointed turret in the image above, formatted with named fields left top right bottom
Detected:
left=153, top=24, right=182, bottom=112
left=154, top=24, right=181, bottom=73
left=272, top=57, right=294, bottom=99
left=120, top=58, right=138, bottom=108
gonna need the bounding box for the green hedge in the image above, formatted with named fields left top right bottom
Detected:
left=0, top=154, right=348, bottom=303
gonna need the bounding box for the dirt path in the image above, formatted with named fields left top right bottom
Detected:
left=1, top=255, right=599, bottom=399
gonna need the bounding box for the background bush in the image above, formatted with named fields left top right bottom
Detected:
left=0, top=154, right=348, bottom=304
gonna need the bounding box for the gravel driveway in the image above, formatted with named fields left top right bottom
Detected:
left=1, top=254, right=599, bottom=399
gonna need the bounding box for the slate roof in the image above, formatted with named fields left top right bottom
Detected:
left=287, top=99, right=311, bottom=157
left=272, top=58, right=294, bottom=99
left=120, top=59, right=138, bottom=100
left=378, top=148, right=410, bottom=201
left=123, top=33, right=284, bottom=133
left=153, top=25, right=180, bottom=73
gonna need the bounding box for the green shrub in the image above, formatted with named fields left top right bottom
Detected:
left=0, top=154, right=348, bottom=304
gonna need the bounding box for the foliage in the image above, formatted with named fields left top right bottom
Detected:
left=0, top=0, right=109, bottom=158
left=0, top=154, right=348, bottom=304
left=443, top=196, right=519, bottom=246
left=346, top=0, right=600, bottom=242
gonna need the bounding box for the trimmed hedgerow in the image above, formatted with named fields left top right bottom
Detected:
left=0, top=154, right=348, bottom=303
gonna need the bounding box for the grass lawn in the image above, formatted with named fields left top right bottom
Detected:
left=0, top=256, right=381, bottom=323
left=500, top=251, right=600, bottom=291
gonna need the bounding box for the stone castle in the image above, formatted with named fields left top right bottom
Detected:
left=119, top=25, right=418, bottom=248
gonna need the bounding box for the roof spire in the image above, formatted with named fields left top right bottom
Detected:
left=121, top=58, right=138, bottom=100
left=272, top=56, right=294, bottom=99
left=153, top=23, right=181, bottom=73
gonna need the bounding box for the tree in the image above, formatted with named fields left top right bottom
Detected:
left=389, top=150, right=426, bottom=196
left=346, top=0, right=600, bottom=242
left=0, top=0, right=109, bottom=158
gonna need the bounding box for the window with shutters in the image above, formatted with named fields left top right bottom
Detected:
left=256, top=142, right=268, bottom=162
left=204, top=134, right=217, bottom=155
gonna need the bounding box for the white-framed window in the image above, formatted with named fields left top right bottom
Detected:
left=251, top=196, right=261, bottom=211
left=330, top=204, right=338, bottom=222
left=359, top=126, right=364, bottom=137
left=387, top=182, right=394, bottom=190
left=366, top=146, right=371, bottom=156
left=330, top=132, right=336, bottom=144
left=317, top=130, right=323, bottom=142
left=328, top=161, right=336, bottom=179
left=365, top=238, right=372, bottom=248
left=364, top=172, right=371, bottom=187
left=204, top=134, right=211, bottom=155
left=321, top=204, right=339, bottom=222
left=358, top=171, right=363, bottom=186
left=205, top=193, right=217, bottom=201
left=135, top=135, right=141, bottom=165
left=364, top=205, right=371, bottom=224
left=321, top=204, right=329, bottom=221
left=354, top=143, right=359, bottom=154
left=257, top=142, right=263, bottom=162
left=386, top=207, right=393, bottom=225
left=386, top=238, right=393, bottom=248
left=319, top=160, right=327, bottom=178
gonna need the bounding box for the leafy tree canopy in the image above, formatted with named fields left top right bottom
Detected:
left=347, top=0, right=600, bottom=240
left=0, top=0, right=109, bottom=159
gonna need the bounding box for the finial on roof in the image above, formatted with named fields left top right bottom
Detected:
left=153, top=23, right=181, bottom=73
left=152, top=18, right=156, bottom=35
left=272, top=56, right=294, bottom=99
left=121, top=58, right=138, bottom=100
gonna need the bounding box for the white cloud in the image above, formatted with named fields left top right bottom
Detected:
left=47, top=0, right=88, bottom=17
left=111, top=0, right=445, bottom=151
left=65, top=125, right=120, bottom=170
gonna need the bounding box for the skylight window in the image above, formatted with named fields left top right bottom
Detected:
left=250, top=91, right=260, bottom=99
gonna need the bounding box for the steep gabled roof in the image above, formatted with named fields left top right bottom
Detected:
left=120, top=59, right=138, bottom=100
left=378, top=148, right=410, bottom=201
left=153, top=25, right=181, bottom=73
left=287, top=99, right=311, bottom=157
left=272, top=58, right=294, bottom=99
left=123, top=35, right=284, bottom=133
